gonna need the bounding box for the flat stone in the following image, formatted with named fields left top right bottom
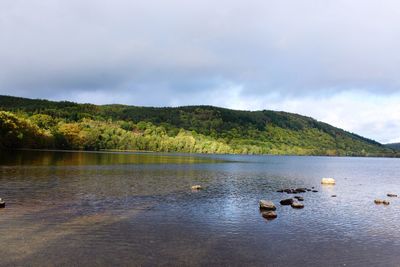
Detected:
left=321, top=178, right=336, bottom=185
left=312, top=190, right=318, bottom=193
left=387, top=193, right=398, bottom=197
left=261, top=211, right=277, bottom=219
left=280, top=198, right=294, bottom=205
left=374, top=199, right=384, bottom=204
left=291, top=202, right=304, bottom=209
left=259, top=200, right=276, bottom=211
left=331, top=195, right=337, bottom=197
left=191, top=185, right=202, bottom=190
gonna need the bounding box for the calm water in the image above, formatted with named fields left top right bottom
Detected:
left=0, top=150, right=400, bottom=266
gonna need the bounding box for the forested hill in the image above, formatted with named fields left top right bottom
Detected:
left=0, top=95, right=396, bottom=157
left=386, top=143, right=400, bottom=151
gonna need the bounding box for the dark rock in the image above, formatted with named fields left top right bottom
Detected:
left=280, top=198, right=294, bottom=205
left=261, top=211, right=277, bottom=219
left=306, top=189, right=311, bottom=191
left=387, top=193, right=398, bottom=197
left=295, top=188, right=307, bottom=193
left=283, top=189, right=292, bottom=193
left=331, top=195, right=337, bottom=197
left=276, top=189, right=284, bottom=193
left=0, top=199, right=5, bottom=209
left=383, top=200, right=390, bottom=205
left=259, top=200, right=276, bottom=211
left=374, top=199, right=384, bottom=204
left=312, top=190, right=318, bottom=193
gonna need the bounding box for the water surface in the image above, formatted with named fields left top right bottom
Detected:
left=0, top=150, right=399, bottom=266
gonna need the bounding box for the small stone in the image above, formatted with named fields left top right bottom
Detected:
left=387, top=193, right=398, bottom=197
left=383, top=200, right=390, bottom=205
left=374, top=199, right=384, bottom=204
left=276, top=189, right=284, bottom=193
left=259, top=200, right=276, bottom=211
left=295, top=188, right=307, bottom=193
left=191, top=185, right=202, bottom=190
left=291, top=202, right=304, bottom=209
left=306, top=189, right=311, bottom=191
left=312, top=190, right=318, bottom=193
left=261, top=211, right=277, bottom=219
left=280, top=198, right=294, bottom=205
left=331, top=195, right=337, bottom=197
left=321, top=178, right=336, bottom=185
left=294, top=196, right=304, bottom=201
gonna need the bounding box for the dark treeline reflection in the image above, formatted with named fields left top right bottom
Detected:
left=0, top=150, right=223, bottom=166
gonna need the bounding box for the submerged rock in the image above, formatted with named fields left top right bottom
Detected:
left=191, top=185, right=203, bottom=190
left=276, top=189, right=284, bottom=193
left=261, top=211, right=277, bottom=219
left=321, top=178, right=336, bottom=185
left=291, top=202, right=304, bottom=209
left=387, top=193, right=398, bottom=197
left=294, top=196, right=304, bottom=201
left=259, top=200, right=276, bottom=211
left=331, top=195, right=337, bottom=197
left=280, top=198, right=294, bottom=205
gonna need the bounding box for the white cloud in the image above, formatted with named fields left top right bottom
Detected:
left=1, top=0, right=400, bottom=142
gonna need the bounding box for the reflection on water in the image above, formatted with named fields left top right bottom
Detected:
left=0, top=150, right=400, bottom=266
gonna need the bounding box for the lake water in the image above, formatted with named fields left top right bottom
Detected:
left=0, top=150, right=400, bottom=266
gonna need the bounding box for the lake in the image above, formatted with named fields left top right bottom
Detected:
left=0, top=150, right=399, bottom=266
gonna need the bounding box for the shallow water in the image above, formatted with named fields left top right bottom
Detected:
left=0, top=150, right=400, bottom=266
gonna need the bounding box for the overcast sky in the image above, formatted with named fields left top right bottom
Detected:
left=1, top=0, right=400, bottom=143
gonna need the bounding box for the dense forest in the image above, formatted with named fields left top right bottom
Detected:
left=0, top=95, right=397, bottom=157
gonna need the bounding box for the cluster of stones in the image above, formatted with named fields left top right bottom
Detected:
left=260, top=178, right=338, bottom=220
left=0, top=198, right=5, bottom=208
left=276, top=187, right=318, bottom=194
left=374, top=193, right=398, bottom=206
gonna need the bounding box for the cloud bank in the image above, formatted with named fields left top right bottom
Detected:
left=1, top=0, right=400, bottom=142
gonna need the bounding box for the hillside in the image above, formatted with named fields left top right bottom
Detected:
left=386, top=143, right=400, bottom=151
left=0, top=95, right=396, bottom=156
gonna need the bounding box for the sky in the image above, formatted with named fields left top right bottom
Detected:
left=1, top=0, right=400, bottom=143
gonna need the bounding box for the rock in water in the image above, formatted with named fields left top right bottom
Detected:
left=191, top=185, right=202, bottom=190
left=280, top=198, right=294, bottom=205
left=261, top=211, right=277, bottom=219
left=374, top=199, right=384, bottom=204
left=291, top=202, right=304, bottom=209
left=387, top=193, right=398, bottom=197
left=259, top=200, right=276, bottom=211
left=383, top=200, right=390, bottom=205
left=294, top=196, right=304, bottom=201
left=312, top=190, right=318, bottom=193
left=321, top=178, right=336, bottom=185
left=0, top=198, right=5, bottom=208
left=295, top=188, right=307, bottom=193
left=331, top=195, right=337, bottom=197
